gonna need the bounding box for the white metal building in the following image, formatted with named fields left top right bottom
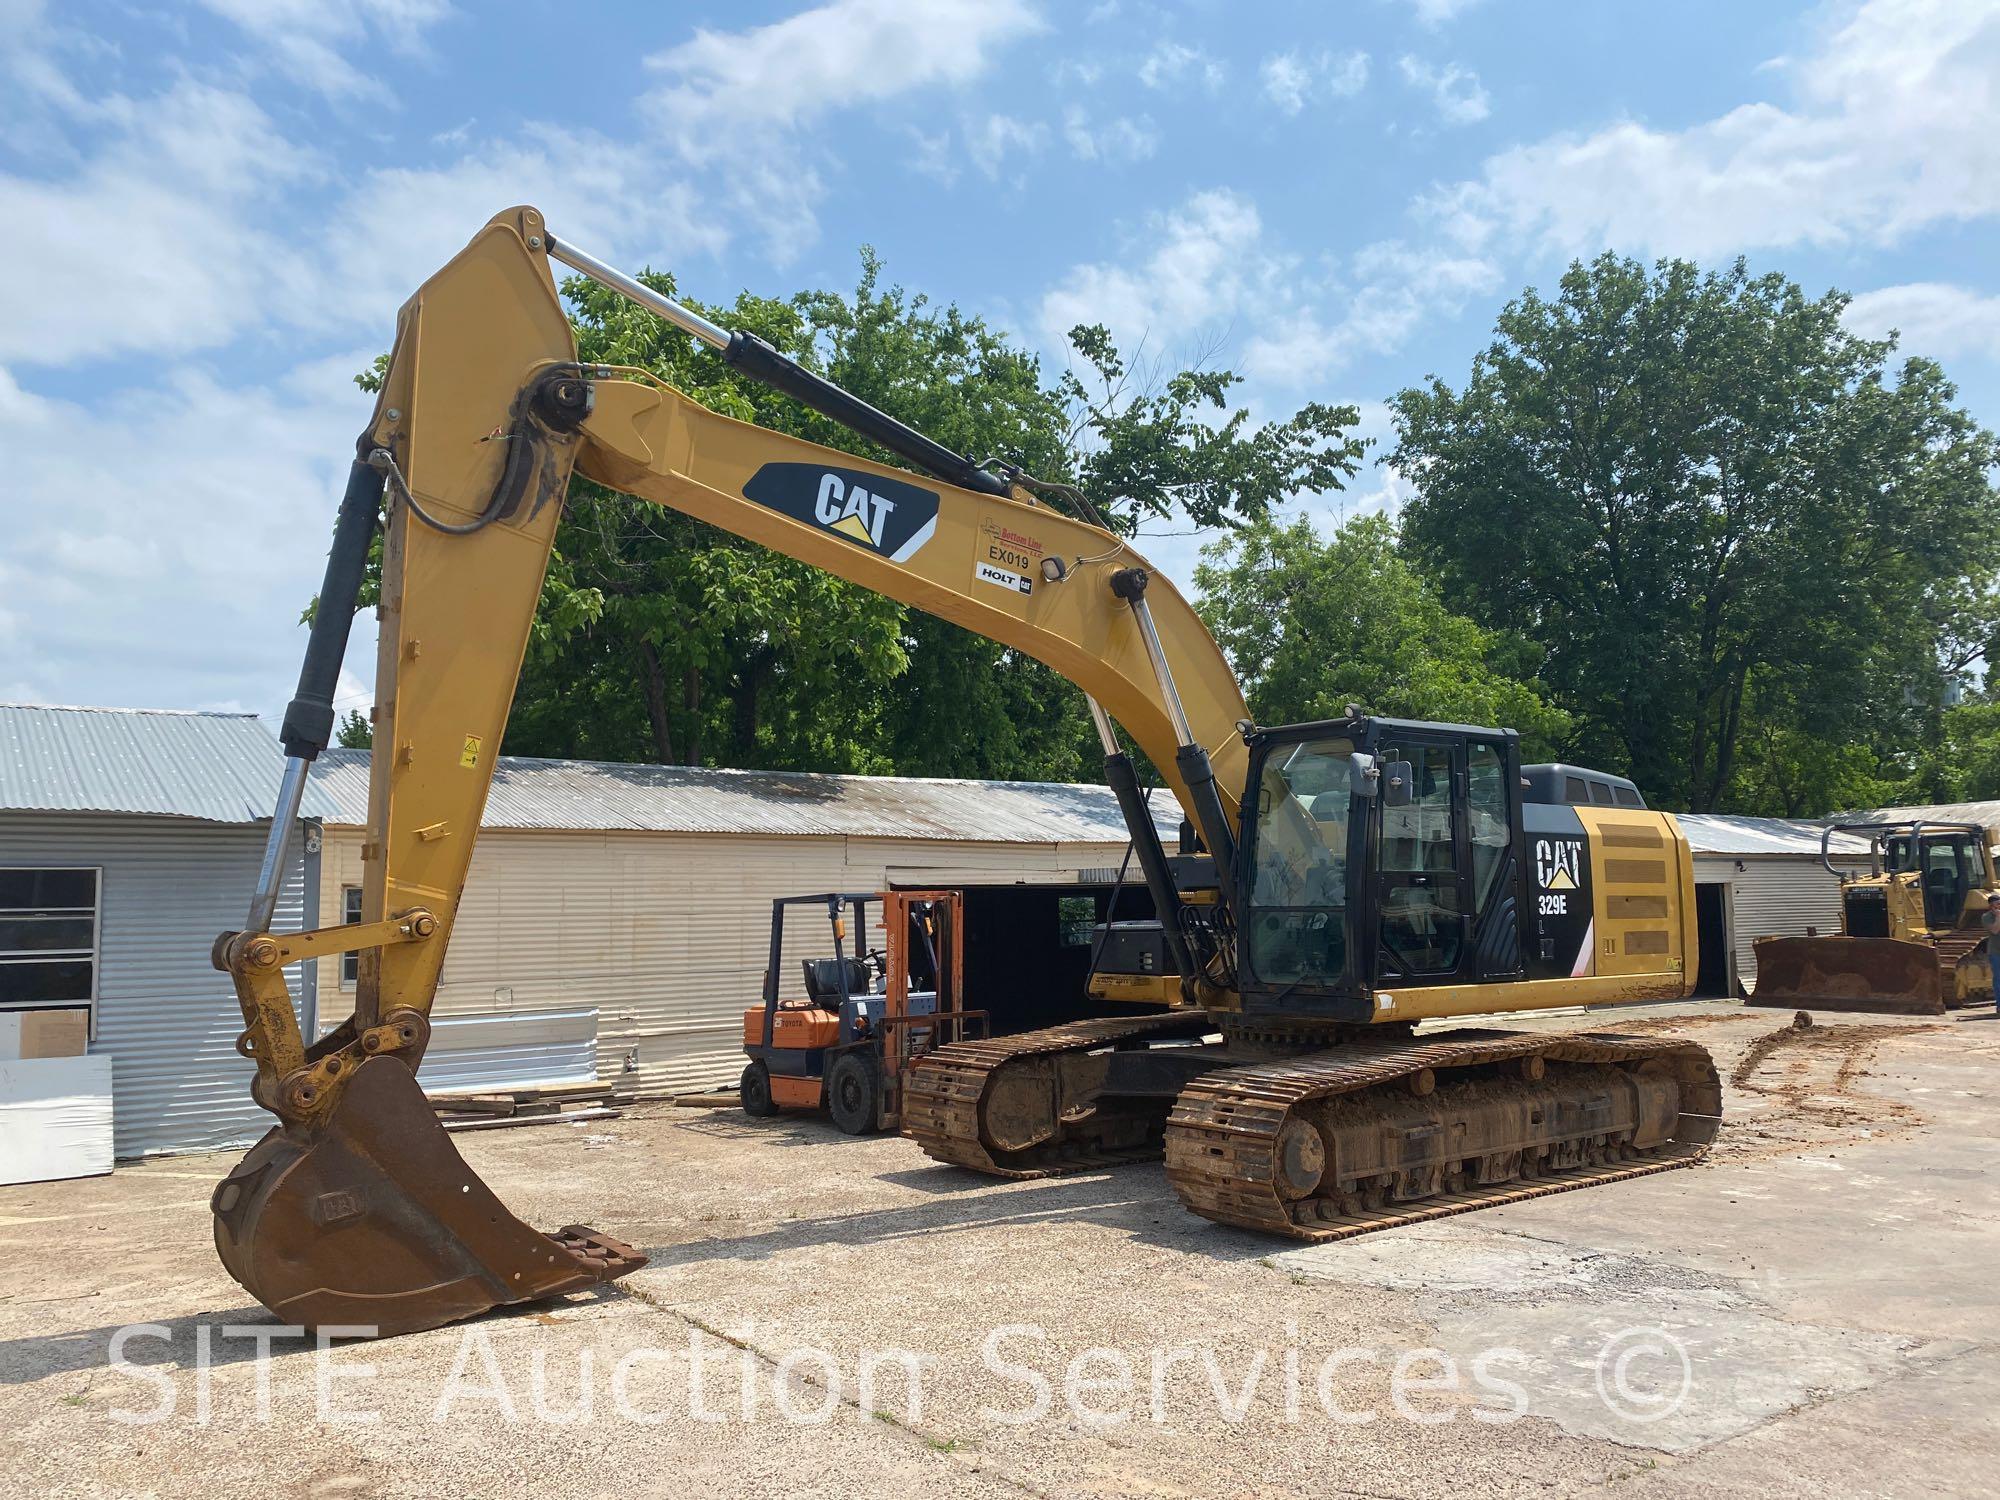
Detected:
left=1840, top=800, right=2000, bottom=838
left=307, top=750, right=1178, bottom=1097
left=1678, top=814, right=1873, bottom=998
left=0, top=705, right=330, bottom=1157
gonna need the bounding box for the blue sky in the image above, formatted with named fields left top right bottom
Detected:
left=3, top=0, right=1996, bottom=729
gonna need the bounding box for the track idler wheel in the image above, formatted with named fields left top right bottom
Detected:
left=211, top=1055, right=644, bottom=1337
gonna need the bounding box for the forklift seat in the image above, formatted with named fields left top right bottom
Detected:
left=802, top=957, right=872, bottom=1004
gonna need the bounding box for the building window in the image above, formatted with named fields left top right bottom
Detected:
left=0, top=867, right=99, bottom=1011
left=1057, top=895, right=1097, bottom=947
left=341, top=886, right=363, bottom=985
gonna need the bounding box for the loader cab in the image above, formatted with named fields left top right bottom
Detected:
left=1880, top=826, right=1990, bottom=931
left=1236, top=716, right=1530, bottom=1021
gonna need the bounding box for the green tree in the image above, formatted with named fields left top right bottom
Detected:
left=1194, top=511, right=1571, bottom=757
left=1883, top=697, right=2000, bottom=807
left=334, top=709, right=373, bottom=749
left=350, top=254, right=1362, bottom=777
left=1390, top=253, right=2000, bottom=812
left=501, top=256, right=1361, bottom=775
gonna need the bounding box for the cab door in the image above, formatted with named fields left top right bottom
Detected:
left=1371, top=737, right=1472, bottom=985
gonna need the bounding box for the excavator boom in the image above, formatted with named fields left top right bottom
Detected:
left=213, top=208, right=1250, bottom=1335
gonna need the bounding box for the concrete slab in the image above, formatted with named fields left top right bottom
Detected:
left=0, top=1002, right=1993, bottom=1498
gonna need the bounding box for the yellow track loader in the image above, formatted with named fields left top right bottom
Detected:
left=1749, top=820, right=1998, bottom=1015
left=211, top=208, right=1719, bottom=1338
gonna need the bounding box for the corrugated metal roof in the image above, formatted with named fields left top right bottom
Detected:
left=0, top=703, right=341, bottom=824
left=1838, top=800, right=2000, bottom=831
left=311, top=748, right=1178, bottom=843
left=1678, top=813, right=1873, bottom=857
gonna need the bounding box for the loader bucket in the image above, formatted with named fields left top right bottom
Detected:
left=211, top=1055, right=644, bottom=1337
left=1747, top=936, right=1947, bottom=1016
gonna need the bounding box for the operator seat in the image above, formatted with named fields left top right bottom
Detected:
left=802, top=957, right=873, bottom=1004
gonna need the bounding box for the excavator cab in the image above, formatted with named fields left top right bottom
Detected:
left=1233, top=717, right=1544, bottom=1018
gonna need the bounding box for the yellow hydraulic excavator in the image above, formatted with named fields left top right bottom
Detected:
left=212, top=207, right=1719, bottom=1338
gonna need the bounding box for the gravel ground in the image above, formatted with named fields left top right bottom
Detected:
left=1, top=1000, right=1994, bottom=1498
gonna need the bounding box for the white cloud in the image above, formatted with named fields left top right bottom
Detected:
left=196, top=0, right=453, bottom=98
left=0, top=354, right=380, bottom=721
left=1260, top=53, right=1313, bottom=116
left=0, top=64, right=720, bottom=369
left=965, top=113, right=1050, bottom=178
left=1039, top=190, right=1499, bottom=396
left=644, top=0, right=1039, bottom=152
left=908, top=127, right=959, bottom=185
left=1061, top=105, right=1158, bottom=164
left=1138, top=40, right=1224, bottom=92
left=1397, top=54, right=1490, bottom=124
left=641, top=0, right=1042, bottom=256
left=322, top=127, right=722, bottom=330
left=1842, top=283, right=2000, bottom=360
left=1242, top=241, right=1500, bottom=389
left=1040, top=190, right=1271, bottom=352
left=1260, top=49, right=1370, bottom=115
left=1393, top=0, right=1486, bottom=27
left=1423, top=0, right=2000, bottom=262
left=0, top=81, right=317, bottom=365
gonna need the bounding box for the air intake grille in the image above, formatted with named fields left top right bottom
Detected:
left=1844, top=887, right=1890, bottom=938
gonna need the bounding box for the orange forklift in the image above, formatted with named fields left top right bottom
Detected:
left=740, top=890, right=985, bottom=1134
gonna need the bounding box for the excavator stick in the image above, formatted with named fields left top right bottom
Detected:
left=209, top=210, right=651, bottom=1336
left=1746, top=936, right=1947, bottom=1016
left=212, top=1056, right=643, bottom=1337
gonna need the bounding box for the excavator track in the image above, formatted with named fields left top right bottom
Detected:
left=1164, top=1029, right=1720, bottom=1242
left=903, top=1012, right=1214, bottom=1176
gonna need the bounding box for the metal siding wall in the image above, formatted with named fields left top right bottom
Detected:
left=1692, top=854, right=1866, bottom=992
left=0, top=812, right=307, bottom=1157
left=318, top=825, right=1132, bottom=1097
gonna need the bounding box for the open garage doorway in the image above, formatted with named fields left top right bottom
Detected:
left=1693, top=882, right=1732, bottom=997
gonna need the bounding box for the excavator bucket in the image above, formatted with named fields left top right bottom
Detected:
left=211, top=1055, right=644, bottom=1337
left=1747, top=936, right=1947, bottom=1016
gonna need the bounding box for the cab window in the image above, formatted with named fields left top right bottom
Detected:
left=1247, top=737, right=1353, bottom=986
left=1467, top=742, right=1510, bottom=913
left=1378, top=744, right=1463, bottom=976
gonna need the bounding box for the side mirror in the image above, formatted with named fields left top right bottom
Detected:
left=1382, top=759, right=1415, bottom=808
left=1349, top=752, right=1380, bottom=799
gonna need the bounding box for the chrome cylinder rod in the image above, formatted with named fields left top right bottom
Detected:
left=545, top=233, right=730, bottom=351
left=247, top=755, right=310, bottom=933
left=1086, top=696, right=1121, bottom=756
left=1124, top=593, right=1197, bottom=748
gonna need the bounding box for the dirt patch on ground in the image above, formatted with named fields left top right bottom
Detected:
left=1584, top=1013, right=1761, bottom=1032
left=1713, top=1018, right=1939, bottom=1161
